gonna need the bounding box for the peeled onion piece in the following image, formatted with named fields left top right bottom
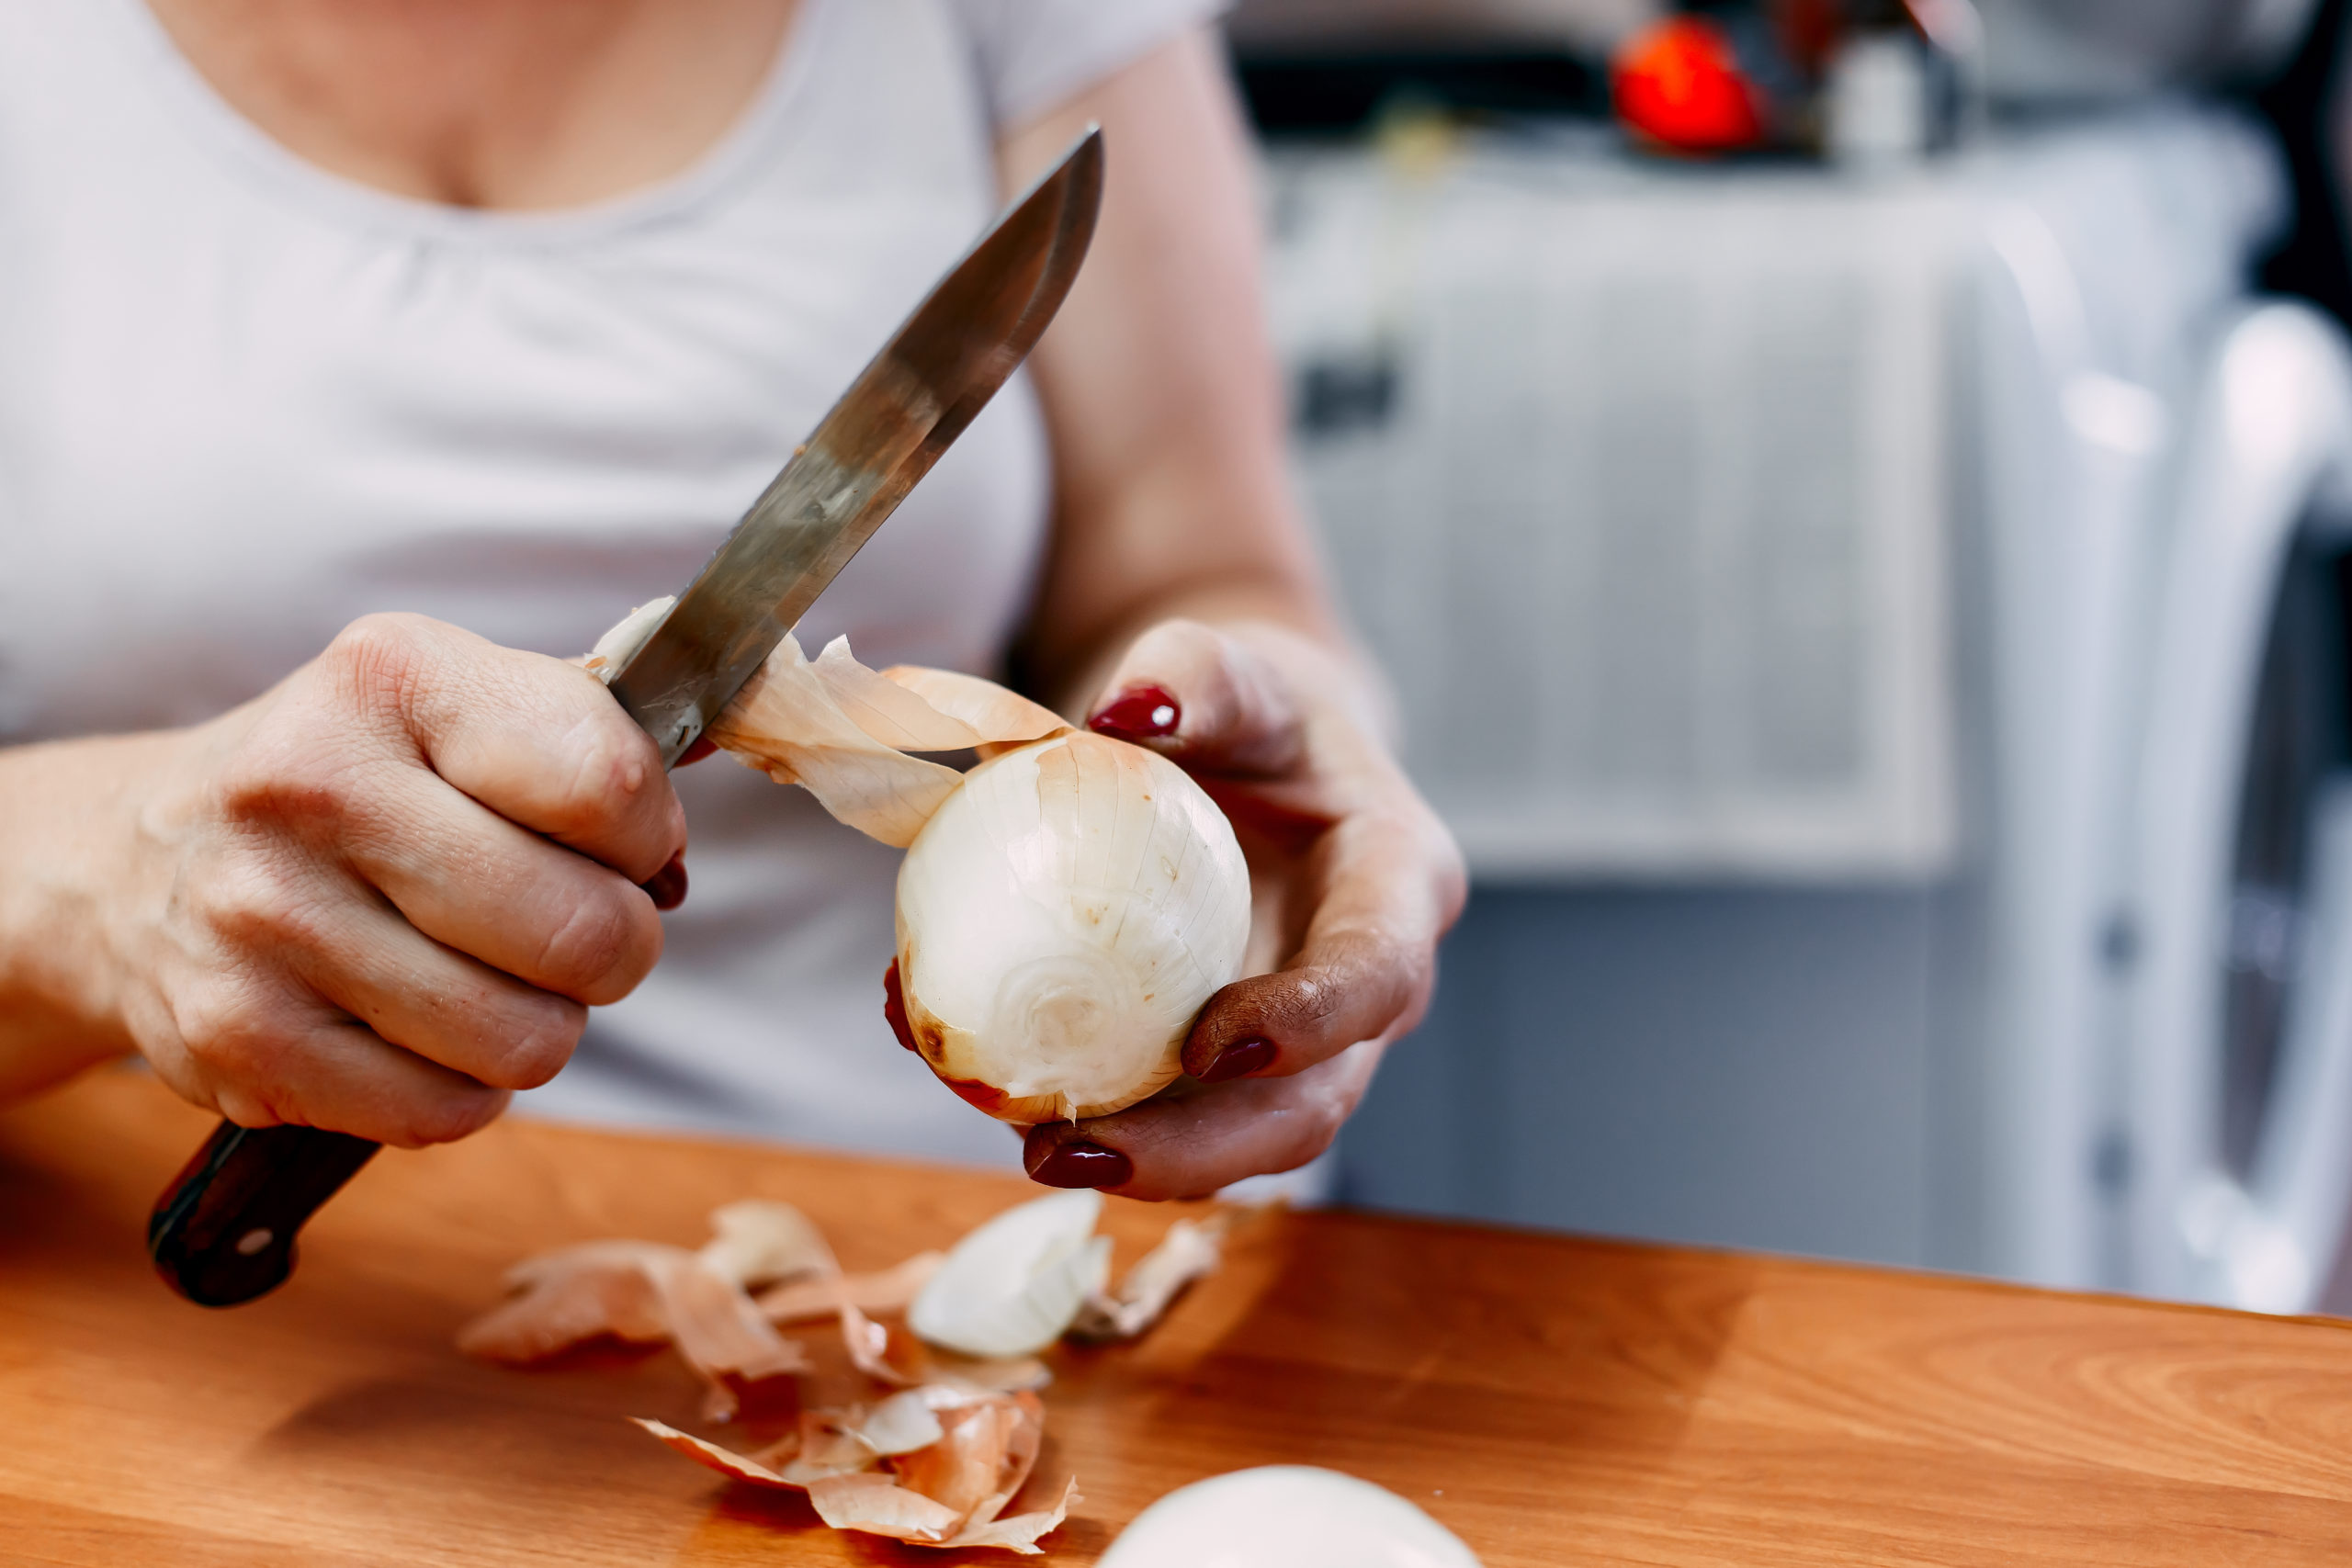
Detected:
left=646, top=614, right=1250, bottom=1128
left=1098, top=1467, right=1483, bottom=1568
left=909, top=1190, right=1112, bottom=1359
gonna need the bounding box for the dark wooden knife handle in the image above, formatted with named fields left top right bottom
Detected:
left=149, top=1121, right=379, bottom=1306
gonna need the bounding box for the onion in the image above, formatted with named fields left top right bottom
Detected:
left=908, top=1190, right=1111, bottom=1358
left=1099, top=1467, right=1482, bottom=1568
left=608, top=613, right=1253, bottom=1128
left=895, top=730, right=1250, bottom=1122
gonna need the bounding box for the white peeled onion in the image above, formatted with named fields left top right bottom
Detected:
left=894, top=729, right=1250, bottom=1122
left=1098, top=1467, right=1483, bottom=1568
left=606, top=612, right=1253, bottom=1128
left=908, top=1189, right=1111, bottom=1358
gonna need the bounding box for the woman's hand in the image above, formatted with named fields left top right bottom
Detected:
left=0, top=613, right=684, bottom=1145
left=1018, top=618, right=1466, bottom=1200
left=993, top=32, right=1461, bottom=1198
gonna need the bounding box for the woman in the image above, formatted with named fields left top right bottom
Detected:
left=0, top=0, right=1464, bottom=1201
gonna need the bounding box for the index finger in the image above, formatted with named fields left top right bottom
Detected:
left=1180, top=806, right=1457, bottom=1085
left=1086, top=618, right=1305, bottom=776
left=325, top=615, right=685, bottom=884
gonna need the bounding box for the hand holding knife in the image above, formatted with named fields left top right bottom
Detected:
left=148, top=129, right=1105, bottom=1307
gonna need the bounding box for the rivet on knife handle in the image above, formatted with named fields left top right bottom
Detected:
left=149, top=1123, right=380, bottom=1307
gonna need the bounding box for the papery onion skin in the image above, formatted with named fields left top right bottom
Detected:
left=894, top=730, right=1250, bottom=1123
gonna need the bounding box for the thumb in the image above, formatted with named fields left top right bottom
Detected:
left=1085, top=619, right=1304, bottom=777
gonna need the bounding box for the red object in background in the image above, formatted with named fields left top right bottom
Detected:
left=1612, top=17, right=1769, bottom=153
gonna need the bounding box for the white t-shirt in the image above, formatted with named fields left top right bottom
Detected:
left=0, top=0, right=1223, bottom=1167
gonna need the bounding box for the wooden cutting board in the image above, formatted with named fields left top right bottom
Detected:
left=2, top=1067, right=2350, bottom=1565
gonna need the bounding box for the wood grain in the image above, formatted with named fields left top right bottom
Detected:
left=4, top=1068, right=2352, bottom=1565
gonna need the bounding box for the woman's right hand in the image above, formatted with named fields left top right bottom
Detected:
left=6, top=613, right=684, bottom=1145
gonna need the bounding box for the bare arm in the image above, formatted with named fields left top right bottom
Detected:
left=1001, top=28, right=1340, bottom=710
left=995, top=32, right=1465, bottom=1200
left=0, top=733, right=172, bottom=1102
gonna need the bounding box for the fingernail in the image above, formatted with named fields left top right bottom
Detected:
left=1195, top=1036, right=1276, bottom=1084
left=1027, top=1140, right=1133, bottom=1190
left=1089, top=685, right=1181, bottom=741
left=883, top=959, right=918, bottom=1053
left=641, top=854, right=688, bottom=911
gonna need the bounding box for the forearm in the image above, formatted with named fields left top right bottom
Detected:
left=1001, top=29, right=1369, bottom=724
left=0, top=730, right=177, bottom=1100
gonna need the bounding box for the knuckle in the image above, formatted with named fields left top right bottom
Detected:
left=212, top=747, right=359, bottom=837
left=534, top=886, right=657, bottom=998
left=1287, top=1062, right=1362, bottom=1165
left=1295, top=1104, right=1347, bottom=1167
left=209, top=727, right=396, bottom=849
left=198, top=856, right=337, bottom=959
left=388, top=1087, right=510, bottom=1150
left=172, top=979, right=297, bottom=1094
left=1158, top=618, right=1238, bottom=686
left=1141, top=615, right=1223, bottom=664
left=481, top=996, right=586, bottom=1090
left=323, top=613, right=435, bottom=706
left=211, top=1084, right=290, bottom=1132
left=546, top=706, right=672, bottom=847
left=1269, top=963, right=1354, bottom=1039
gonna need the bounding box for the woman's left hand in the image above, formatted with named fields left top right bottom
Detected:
left=1018, top=618, right=1466, bottom=1200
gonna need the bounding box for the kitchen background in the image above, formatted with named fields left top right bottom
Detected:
left=1266, top=0, right=2352, bottom=1315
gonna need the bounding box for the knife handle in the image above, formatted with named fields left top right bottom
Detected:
left=148, top=1121, right=380, bottom=1307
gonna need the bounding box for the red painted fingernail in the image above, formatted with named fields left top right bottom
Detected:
left=1089, top=685, right=1181, bottom=741
left=677, top=735, right=718, bottom=766
left=1027, top=1140, right=1133, bottom=1190
left=883, top=959, right=918, bottom=1053
left=641, top=853, right=688, bottom=911
left=1196, top=1036, right=1277, bottom=1084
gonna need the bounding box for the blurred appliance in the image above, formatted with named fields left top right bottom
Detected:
left=1269, top=138, right=1959, bottom=877
left=1272, top=107, right=2352, bottom=1306
left=1974, top=0, right=2325, bottom=98
left=1228, top=0, right=1660, bottom=53
left=2121, top=305, right=2352, bottom=1308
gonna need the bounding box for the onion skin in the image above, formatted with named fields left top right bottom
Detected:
left=893, top=730, right=1251, bottom=1124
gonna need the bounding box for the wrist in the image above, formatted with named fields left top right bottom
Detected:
left=0, top=728, right=190, bottom=1097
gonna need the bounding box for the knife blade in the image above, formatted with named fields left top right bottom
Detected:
left=612, top=127, right=1104, bottom=762
left=149, top=128, right=1107, bottom=1308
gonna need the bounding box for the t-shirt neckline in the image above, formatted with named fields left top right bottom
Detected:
left=105, top=0, right=829, bottom=247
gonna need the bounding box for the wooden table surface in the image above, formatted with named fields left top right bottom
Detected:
left=6, top=1070, right=2352, bottom=1566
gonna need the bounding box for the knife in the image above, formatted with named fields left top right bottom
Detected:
left=148, top=128, right=1106, bottom=1308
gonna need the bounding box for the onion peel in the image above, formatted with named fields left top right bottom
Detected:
left=1070, top=1213, right=1230, bottom=1342
left=697, top=1198, right=836, bottom=1290
left=757, top=1249, right=944, bottom=1324
left=636, top=1386, right=1068, bottom=1554
left=457, top=1235, right=808, bottom=1416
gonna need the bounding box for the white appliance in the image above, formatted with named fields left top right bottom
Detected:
left=1273, top=105, right=2352, bottom=1306
left=2120, top=303, right=2352, bottom=1308
left=1973, top=0, right=2325, bottom=99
